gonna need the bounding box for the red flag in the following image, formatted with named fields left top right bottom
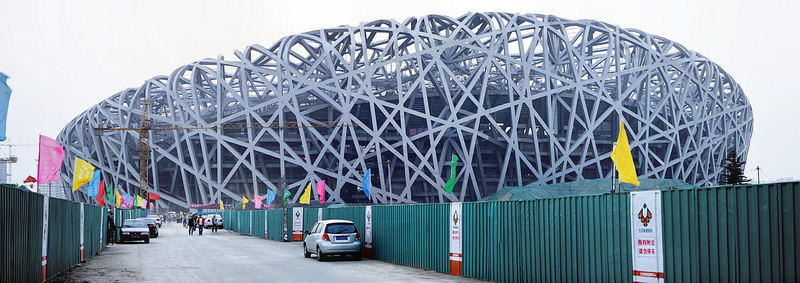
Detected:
left=96, top=180, right=105, bottom=206
left=24, top=176, right=36, bottom=183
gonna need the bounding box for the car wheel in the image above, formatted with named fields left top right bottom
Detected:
left=352, top=252, right=362, bottom=261
left=316, top=247, right=325, bottom=261
left=304, top=244, right=311, bottom=258
left=145, top=238, right=150, bottom=244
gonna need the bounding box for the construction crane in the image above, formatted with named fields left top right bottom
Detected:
left=0, top=142, right=37, bottom=184
left=93, top=99, right=358, bottom=200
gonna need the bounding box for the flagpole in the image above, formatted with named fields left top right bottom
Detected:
left=612, top=142, right=617, bottom=194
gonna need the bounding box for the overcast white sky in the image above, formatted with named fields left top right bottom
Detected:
left=0, top=0, right=798, bottom=184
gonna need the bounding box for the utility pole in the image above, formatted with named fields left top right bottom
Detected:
left=756, top=166, right=761, bottom=184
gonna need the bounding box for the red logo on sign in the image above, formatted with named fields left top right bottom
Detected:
left=638, top=203, right=653, bottom=227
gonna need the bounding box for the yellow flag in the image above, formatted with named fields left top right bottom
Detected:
left=299, top=182, right=312, bottom=204
left=72, top=158, right=95, bottom=192
left=611, top=121, right=640, bottom=186
left=242, top=196, right=249, bottom=208
left=219, top=200, right=224, bottom=210
left=115, top=190, right=122, bottom=208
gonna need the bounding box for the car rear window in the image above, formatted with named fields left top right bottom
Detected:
left=325, top=223, right=357, bottom=234
left=123, top=220, right=146, bottom=228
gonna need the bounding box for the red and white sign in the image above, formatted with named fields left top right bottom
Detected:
left=292, top=207, right=303, bottom=241
left=630, top=190, right=665, bottom=283
left=149, top=192, right=160, bottom=200
left=79, top=205, right=85, bottom=261
left=449, top=202, right=462, bottom=276
left=41, top=196, right=49, bottom=282
left=364, top=206, right=372, bottom=258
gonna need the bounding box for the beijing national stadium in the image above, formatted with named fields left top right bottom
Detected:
left=57, top=12, right=753, bottom=209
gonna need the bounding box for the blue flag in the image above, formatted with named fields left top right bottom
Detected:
left=87, top=171, right=101, bottom=197
left=0, top=72, right=11, bottom=141
left=359, top=169, right=371, bottom=200
left=266, top=190, right=276, bottom=206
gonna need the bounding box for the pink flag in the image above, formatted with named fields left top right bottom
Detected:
left=254, top=194, right=263, bottom=209
left=316, top=180, right=325, bottom=204
left=37, top=135, right=65, bottom=184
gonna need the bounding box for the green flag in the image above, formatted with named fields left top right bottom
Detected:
left=283, top=189, right=292, bottom=205
left=443, top=154, right=459, bottom=193
left=105, top=181, right=114, bottom=203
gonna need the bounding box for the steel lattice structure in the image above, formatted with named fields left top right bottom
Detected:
left=58, top=12, right=753, bottom=208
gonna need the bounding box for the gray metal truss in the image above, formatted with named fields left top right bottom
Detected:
left=57, top=12, right=753, bottom=208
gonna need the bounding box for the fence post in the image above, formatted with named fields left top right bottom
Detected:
left=40, top=196, right=49, bottom=283
left=79, top=205, right=85, bottom=262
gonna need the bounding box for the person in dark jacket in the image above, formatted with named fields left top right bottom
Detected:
left=106, top=212, right=116, bottom=244
left=188, top=214, right=196, bottom=235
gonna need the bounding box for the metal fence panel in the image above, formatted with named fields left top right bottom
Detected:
left=662, top=182, right=800, bottom=283
left=266, top=209, right=285, bottom=241
left=302, top=207, right=319, bottom=240
left=462, top=194, right=631, bottom=283
left=372, top=204, right=449, bottom=273
left=252, top=211, right=266, bottom=239
left=0, top=188, right=43, bottom=283
left=47, top=198, right=81, bottom=279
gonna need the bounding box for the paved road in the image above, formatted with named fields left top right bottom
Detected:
left=53, top=222, right=480, bottom=283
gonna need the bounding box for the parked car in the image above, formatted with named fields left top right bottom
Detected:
left=204, top=214, right=223, bottom=228
left=120, top=219, right=150, bottom=243
left=137, top=218, right=159, bottom=238
left=303, top=220, right=362, bottom=261
left=145, top=214, right=163, bottom=227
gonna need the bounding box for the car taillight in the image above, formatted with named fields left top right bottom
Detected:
left=322, top=233, right=330, bottom=241
left=355, top=232, right=360, bottom=240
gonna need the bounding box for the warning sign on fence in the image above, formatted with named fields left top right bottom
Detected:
left=365, top=206, right=372, bottom=258
left=292, top=207, right=303, bottom=241
left=630, top=190, right=665, bottom=283
left=449, top=202, right=462, bottom=276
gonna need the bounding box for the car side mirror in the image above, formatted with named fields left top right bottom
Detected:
left=304, top=231, right=310, bottom=235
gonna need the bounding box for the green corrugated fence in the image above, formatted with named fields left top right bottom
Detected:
left=217, top=182, right=800, bottom=283
left=373, top=204, right=449, bottom=273
left=662, top=182, right=800, bottom=283
left=1, top=186, right=43, bottom=283
left=266, top=209, right=285, bottom=241
left=1, top=188, right=114, bottom=282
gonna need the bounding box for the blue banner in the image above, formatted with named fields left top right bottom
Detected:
left=266, top=190, right=276, bottom=206
left=87, top=171, right=101, bottom=197
left=359, top=169, right=371, bottom=200
left=0, top=72, right=11, bottom=141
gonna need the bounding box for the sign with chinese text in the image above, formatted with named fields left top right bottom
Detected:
left=292, top=207, right=303, bottom=241
left=630, top=190, right=665, bottom=282
left=365, top=205, right=373, bottom=257
left=449, top=202, right=462, bottom=276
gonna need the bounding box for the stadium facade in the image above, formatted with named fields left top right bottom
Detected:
left=58, top=12, right=753, bottom=208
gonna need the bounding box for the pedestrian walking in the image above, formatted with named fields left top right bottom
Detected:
left=198, top=215, right=205, bottom=236
left=211, top=216, right=218, bottom=233
left=188, top=214, right=196, bottom=235
left=106, top=212, right=116, bottom=244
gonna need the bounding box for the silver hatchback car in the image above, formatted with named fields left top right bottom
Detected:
left=303, top=220, right=362, bottom=261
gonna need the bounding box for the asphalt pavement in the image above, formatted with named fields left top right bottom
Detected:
left=51, top=222, right=480, bottom=283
